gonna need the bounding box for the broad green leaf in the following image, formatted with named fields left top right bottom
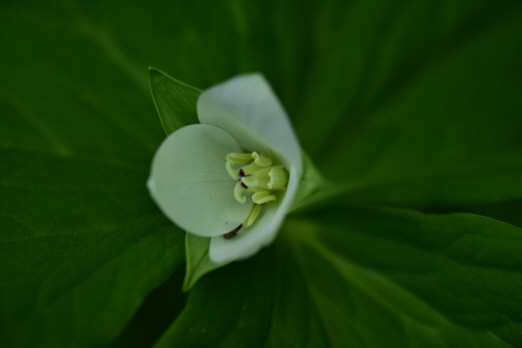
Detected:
left=3, top=0, right=522, bottom=347
left=0, top=2, right=189, bottom=346
left=0, top=150, right=185, bottom=347
left=304, top=206, right=522, bottom=346
left=108, top=266, right=188, bottom=348
left=297, top=1, right=522, bottom=210
left=457, top=198, right=522, bottom=230
left=156, top=207, right=521, bottom=347
left=149, top=68, right=201, bottom=135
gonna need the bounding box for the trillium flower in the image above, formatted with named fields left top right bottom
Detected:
left=148, top=74, right=303, bottom=264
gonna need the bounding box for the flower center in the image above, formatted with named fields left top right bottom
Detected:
left=224, top=151, right=288, bottom=235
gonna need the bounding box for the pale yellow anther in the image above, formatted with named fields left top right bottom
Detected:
left=226, top=151, right=287, bottom=229
left=226, top=161, right=239, bottom=180
left=252, top=191, right=276, bottom=204
left=251, top=152, right=272, bottom=167
left=245, top=167, right=271, bottom=188
left=244, top=204, right=262, bottom=227
left=267, top=168, right=288, bottom=190
left=226, top=153, right=253, bottom=164
left=241, top=176, right=259, bottom=187
left=234, top=182, right=246, bottom=204
left=241, top=162, right=263, bottom=176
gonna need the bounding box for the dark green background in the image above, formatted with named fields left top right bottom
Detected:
left=1, top=0, right=522, bottom=347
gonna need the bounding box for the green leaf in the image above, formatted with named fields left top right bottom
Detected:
left=156, top=207, right=522, bottom=347
left=298, top=1, right=522, bottom=210
left=183, top=233, right=224, bottom=291
left=3, top=0, right=522, bottom=347
left=108, top=266, right=188, bottom=348
left=0, top=2, right=188, bottom=346
left=149, top=68, right=202, bottom=135
left=0, top=150, right=186, bottom=347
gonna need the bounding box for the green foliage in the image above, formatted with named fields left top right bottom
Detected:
left=0, top=108, right=186, bottom=348
left=1, top=0, right=522, bottom=347
left=156, top=207, right=521, bottom=347
left=307, top=2, right=522, bottom=210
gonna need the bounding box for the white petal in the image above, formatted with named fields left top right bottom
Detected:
left=198, top=73, right=303, bottom=175
left=148, top=124, right=253, bottom=237
left=209, top=166, right=299, bottom=263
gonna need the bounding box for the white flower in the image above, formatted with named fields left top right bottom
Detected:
left=147, top=73, right=302, bottom=264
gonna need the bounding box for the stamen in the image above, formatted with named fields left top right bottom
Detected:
left=252, top=152, right=272, bottom=167
left=239, top=167, right=271, bottom=189
left=252, top=191, right=276, bottom=204
left=234, top=182, right=246, bottom=204
left=241, top=176, right=259, bottom=188
left=227, top=153, right=252, bottom=163
left=223, top=224, right=242, bottom=239
left=267, top=168, right=288, bottom=190
left=226, top=161, right=239, bottom=180
left=241, top=162, right=263, bottom=176
left=244, top=205, right=262, bottom=227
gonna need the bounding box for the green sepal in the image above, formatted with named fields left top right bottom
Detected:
left=149, top=68, right=201, bottom=135
left=183, top=233, right=227, bottom=291
left=290, top=151, right=332, bottom=212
